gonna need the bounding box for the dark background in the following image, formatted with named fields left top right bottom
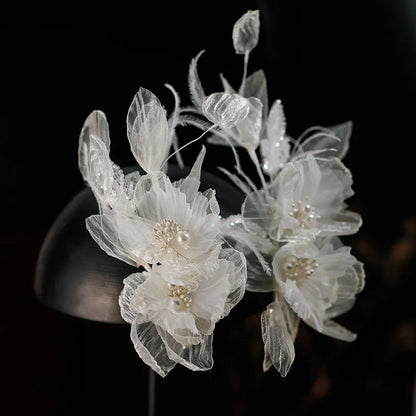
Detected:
left=3, top=1, right=415, bottom=415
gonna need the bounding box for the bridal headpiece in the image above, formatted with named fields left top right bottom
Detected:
left=78, top=10, right=365, bottom=378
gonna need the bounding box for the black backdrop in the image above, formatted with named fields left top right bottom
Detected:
left=3, top=1, right=416, bottom=415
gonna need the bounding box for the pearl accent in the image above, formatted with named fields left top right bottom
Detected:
left=289, top=197, right=320, bottom=228
left=154, top=219, right=191, bottom=256
left=281, top=255, right=318, bottom=284
left=168, top=285, right=193, bottom=310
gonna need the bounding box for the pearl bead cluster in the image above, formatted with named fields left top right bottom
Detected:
left=154, top=219, right=191, bottom=253
left=289, top=197, right=320, bottom=228
left=282, top=255, right=318, bottom=284
left=168, top=284, right=193, bottom=310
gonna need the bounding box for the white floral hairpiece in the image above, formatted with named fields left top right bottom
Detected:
left=78, top=9, right=365, bottom=378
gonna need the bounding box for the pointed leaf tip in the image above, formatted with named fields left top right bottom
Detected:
left=232, top=10, right=260, bottom=55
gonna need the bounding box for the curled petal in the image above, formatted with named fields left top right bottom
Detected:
left=202, top=93, right=250, bottom=129
left=232, top=10, right=260, bottom=55
left=119, top=272, right=147, bottom=324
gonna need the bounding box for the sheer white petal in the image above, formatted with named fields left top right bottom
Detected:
left=86, top=213, right=153, bottom=267
left=119, top=272, right=147, bottom=324
left=233, top=97, right=263, bottom=150
left=242, top=189, right=275, bottom=235
left=126, top=88, right=171, bottom=172
left=158, top=326, right=214, bottom=372
left=130, top=318, right=177, bottom=378
left=232, top=10, right=260, bottom=55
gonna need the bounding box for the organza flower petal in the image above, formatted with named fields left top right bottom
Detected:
left=86, top=212, right=154, bottom=267
left=242, top=189, right=275, bottom=236
left=130, top=318, right=177, bottom=378
left=158, top=326, right=214, bottom=372
left=119, top=272, right=148, bottom=324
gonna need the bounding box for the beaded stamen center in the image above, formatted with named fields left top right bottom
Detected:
left=168, top=285, right=193, bottom=310
left=154, top=219, right=191, bottom=255
left=289, top=197, right=320, bottom=228
left=281, top=255, right=318, bottom=285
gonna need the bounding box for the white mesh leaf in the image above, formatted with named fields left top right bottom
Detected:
left=261, top=295, right=299, bottom=376
left=78, top=110, right=110, bottom=182
left=126, top=88, right=170, bottom=173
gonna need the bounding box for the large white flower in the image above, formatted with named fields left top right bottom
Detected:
left=242, top=154, right=362, bottom=242
left=86, top=159, right=222, bottom=269
left=119, top=248, right=246, bottom=377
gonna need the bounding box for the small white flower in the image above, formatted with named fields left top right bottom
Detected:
left=119, top=249, right=246, bottom=377
left=273, top=237, right=365, bottom=339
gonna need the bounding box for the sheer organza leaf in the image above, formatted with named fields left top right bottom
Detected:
left=261, top=295, right=299, bottom=376
left=78, top=110, right=110, bottom=182
left=232, top=10, right=260, bottom=55
left=239, top=69, right=268, bottom=120
left=126, top=87, right=171, bottom=172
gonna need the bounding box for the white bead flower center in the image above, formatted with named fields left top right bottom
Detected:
left=168, top=284, right=193, bottom=311
left=289, top=198, right=320, bottom=228
left=281, top=255, right=318, bottom=285
left=154, top=219, right=191, bottom=255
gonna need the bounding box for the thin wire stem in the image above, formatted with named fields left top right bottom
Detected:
left=239, top=52, right=250, bottom=96
left=161, top=124, right=216, bottom=169
left=148, top=368, right=155, bottom=416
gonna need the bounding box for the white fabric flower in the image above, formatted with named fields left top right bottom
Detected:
left=272, top=237, right=365, bottom=339
left=242, top=154, right=362, bottom=242
left=86, top=155, right=222, bottom=269
left=119, top=249, right=246, bottom=377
